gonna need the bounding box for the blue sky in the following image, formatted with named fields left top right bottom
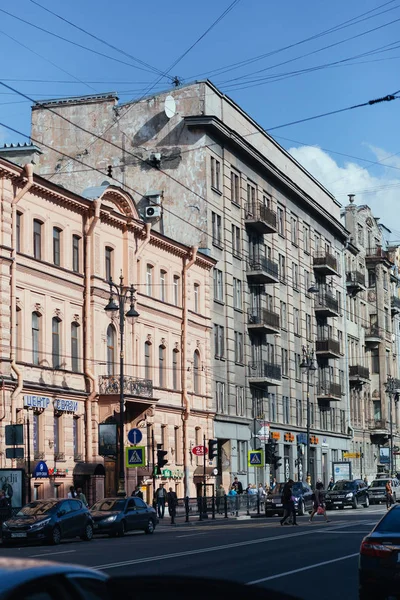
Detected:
left=1, top=0, right=400, bottom=228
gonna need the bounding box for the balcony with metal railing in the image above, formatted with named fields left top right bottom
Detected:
left=248, top=361, right=281, bottom=387
left=346, top=271, right=366, bottom=294
left=391, top=296, right=400, bottom=315
left=247, top=308, right=280, bottom=335
left=313, top=251, right=339, bottom=276
left=99, top=375, right=153, bottom=398
left=314, top=292, right=339, bottom=318
left=349, top=365, right=370, bottom=385
left=246, top=256, right=279, bottom=285
left=315, top=338, right=341, bottom=359
left=244, top=202, right=277, bottom=234
left=364, top=326, right=384, bottom=345
left=368, top=419, right=389, bottom=437
left=365, top=247, right=394, bottom=265
left=316, top=382, right=342, bottom=401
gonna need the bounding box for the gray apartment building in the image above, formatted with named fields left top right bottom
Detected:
left=30, top=80, right=351, bottom=488
left=342, top=197, right=400, bottom=481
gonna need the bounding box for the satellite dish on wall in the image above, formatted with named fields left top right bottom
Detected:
left=164, top=95, right=176, bottom=119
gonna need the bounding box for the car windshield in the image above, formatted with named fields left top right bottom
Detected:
left=91, top=499, right=126, bottom=512
left=17, top=501, right=58, bottom=516
left=271, top=483, right=303, bottom=495
left=370, top=480, right=388, bottom=488
left=332, top=481, right=355, bottom=491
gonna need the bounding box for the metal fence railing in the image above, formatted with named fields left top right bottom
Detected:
left=161, top=494, right=266, bottom=523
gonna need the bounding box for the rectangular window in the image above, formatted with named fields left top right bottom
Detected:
left=296, top=399, right=303, bottom=426
left=368, top=269, right=376, bottom=287
left=292, top=262, right=299, bottom=290
left=279, top=254, right=286, bottom=283
left=310, top=402, right=315, bottom=426
left=233, top=278, right=242, bottom=310
left=385, top=307, right=390, bottom=331
left=283, top=396, right=290, bottom=424
left=280, top=301, right=287, bottom=329
left=105, top=247, right=113, bottom=281
left=304, top=269, right=310, bottom=294
left=236, top=386, right=245, bottom=416
left=54, top=415, right=60, bottom=454
left=295, top=353, right=301, bottom=380
left=72, top=235, right=80, bottom=273
left=294, top=308, right=300, bottom=336
left=282, top=349, right=288, bottom=376
left=358, top=224, right=364, bottom=245
left=247, top=182, right=256, bottom=212
left=303, top=225, right=310, bottom=253
left=32, top=312, right=40, bottom=365
left=212, top=212, right=222, bottom=247
left=231, top=171, right=240, bottom=205
left=340, top=410, right=346, bottom=434
left=172, top=350, right=179, bottom=389
left=306, top=313, right=312, bottom=340
left=216, top=381, right=226, bottom=414
left=33, top=219, right=42, bottom=260
left=371, top=349, right=379, bottom=373
left=383, top=272, right=388, bottom=290
left=160, top=270, right=166, bottom=302
left=277, top=205, right=285, bottom=236
left=71, top=322, right=79, bottom=372
left=234, top=331, right=243, bottom=364
left=213, top=268, right=224, bottom=302
left=146, top=265, right=153, bottom=296
left=238, top=440, right=247, bottom=472
left=73, top=417, right=80, bottom=458
left=232, top=225, right=241, bottom=258
left=194, top=283, right=199, bottom=312
left=53, top=227, right=61, bottom=266
left=211, top=156, right=221, bottom=191
left=331, top=408, right=336, bottom=432
left=269, top=393, right=276, bottom=422
left=16, top=212, right=22, bottom=253
left=159, top=345, right=166, bottom=388
left=214, top=324, right=225, bottom=359
left=291, top=215, right=298, bottom=245
left=144, top=343, right=151, bottom=379
left=173, top=275, right=180, bottom=306
left=52, top=318, right=61, bottom=369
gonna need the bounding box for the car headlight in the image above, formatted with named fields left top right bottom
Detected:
left=30, top=518, right=51, bottom=530
left=293, top=497, right=300, bottom=502
left=2, top=522, right=9, bottom=530
left=102, top=515, right=117, bottom=523
left=346, top=492, right=354, bottom=498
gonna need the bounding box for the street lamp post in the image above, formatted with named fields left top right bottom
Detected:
left=104, top=273, right=139, bottom=497
left=385, top=376, right=399, bottom=477
left=300, top=345, right=316, bottom=486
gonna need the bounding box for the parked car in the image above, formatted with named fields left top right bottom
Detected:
left=368, top=478, right=400, bottom=504
left=359, top=504, right=400, bottom=599
left=325, top=479, right=369, bottom=510
left=90, top=497, right=157, bottom=536
left=265, top=482, right=314, bottom=517
left=1, top=499, right=93, bottom=545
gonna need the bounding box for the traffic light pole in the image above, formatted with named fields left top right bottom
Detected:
left=152, top=430, right=155, bottom=504
left=203, top=434, right=206, bottom=503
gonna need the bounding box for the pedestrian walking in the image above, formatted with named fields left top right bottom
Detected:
left=232, top=477, right=243, bottom=494
left=280, top=479, right=298, bottom=526
left=270, top=477, right=277, bottom=491
left=386, top=480, right=395, bottom=509
left=76, top=487, right=88, bottom=507
left=155, top=483, right=167, bottom=519
left=216, top=484, right=225, bottom=514
left=364, top=477, right=369, bottom=487
left=258, top=483, right=266, bottom=511
left=132, top=485, right=143, bottom=499
left=227, top=486, right=237, bottom=515
left=0, top=490, right=10, bottom=525
left=166, top=487, right=178, bottom=525
left=309, top=480, right=330, bottom=523
left=327, top=477, right=334, bottom=491
left=67, top=486, right=77, bottom=499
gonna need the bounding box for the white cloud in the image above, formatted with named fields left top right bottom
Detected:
left=288, top=145, right=400, bottom=235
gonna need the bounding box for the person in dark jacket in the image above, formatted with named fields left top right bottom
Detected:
left=132, top=485, right=143, bottom=499
left=167, top=487, right=178, bottom=525
left=232, top=477, right=243, bottom=494
left=155, top=484, right=167, bottom=518
left=280, top=480, right=298, bottom=526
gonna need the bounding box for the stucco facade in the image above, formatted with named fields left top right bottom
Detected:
left=0, top=157, right=215, bottom=505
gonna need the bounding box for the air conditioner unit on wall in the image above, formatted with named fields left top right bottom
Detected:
left=145, top=205, right=161, bottom=219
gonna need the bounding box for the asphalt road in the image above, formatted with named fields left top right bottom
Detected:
left=0, top=505, right=388, bottom=600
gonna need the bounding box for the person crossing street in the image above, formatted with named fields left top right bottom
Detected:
left=280, top=480, right=298, bottom=526
left=155, top=483, right=167, bottom=519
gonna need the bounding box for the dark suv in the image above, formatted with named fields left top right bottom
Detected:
left=325, top=479, right=369, bottom=510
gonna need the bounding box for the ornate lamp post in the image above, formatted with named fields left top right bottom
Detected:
left=385, top=376, right=400, bottom=476
left=104, top=273, right=139, bottom=497
left=300, top=345, right=317, bottom=485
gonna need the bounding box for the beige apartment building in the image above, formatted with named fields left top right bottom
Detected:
left=0, top=155, right=215, bottom=504
left=31, top=81, right=351, bottom=486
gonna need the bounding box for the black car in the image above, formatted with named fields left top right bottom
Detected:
left=359, top=504, right=400, bottom=599
left=2, top=499, right=93, bottom=545
left=90, top=497, right=158, bottom=536
left=265, top=482, right=314, bottom=517
left=325, top=479, right=369, bottom=510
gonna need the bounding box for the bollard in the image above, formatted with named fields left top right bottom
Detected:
left=211, top=494, right=216, bottom=520
left=235, top=494, right=239, bottom=517
left=185, top=496, right=189, bottom=523
left=224, top=494, right=228, bottom=518
left=257, top=494, right=260, bottom=515
left=246, top=493, right=250, bottom=516
left=198, top=496, right=203, bottom=521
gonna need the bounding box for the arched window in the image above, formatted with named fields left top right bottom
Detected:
left=172, top=349, right=179, bottom=389
left=107, top=325, right=116, bottom=376
left=71, top=322, right=80, bottom=372
left=193, top=350, right=200, bottom=394
left=32, top=312, right=41, bottom=365
left=52, top=317, right=61, bottom=369
left=159, top=344, right=166, bottom=388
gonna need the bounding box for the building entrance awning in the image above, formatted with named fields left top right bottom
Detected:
left=73, top=463, right=106, bottom=477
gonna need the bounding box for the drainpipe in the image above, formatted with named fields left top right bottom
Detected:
left=84, top=198, right=101, bottom=463
left=10, top=164, right=33, bottom=423
left=182, top=246, right=198, bottom=497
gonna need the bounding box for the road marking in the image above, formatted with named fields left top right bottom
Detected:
left=28, top=550, right=76, bottom=558
left=320, top=531, right=370, bottom=534
left=176, top=532, right=209, bottom=538
left=246, top=553, right=359, bottom=585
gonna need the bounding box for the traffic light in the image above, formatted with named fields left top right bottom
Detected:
left=273, top=452, right=282, bottom=470
left=157, top=448, right=168, bottom=469
left=208, top=439, right=218, bottom=460
left=265, top=442, right=275, bottom=463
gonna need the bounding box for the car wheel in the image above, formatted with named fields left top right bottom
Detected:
left=353, top=497, right=359, bottom=510
left=144, top=519, right=155, bottom=535
left=51, top=526, right=61, bottom=545
left=81, top=523, right=93, bottom=541
left=298, top=500, right=305, bottom=516
left=363, top=496, right=370, bottom=509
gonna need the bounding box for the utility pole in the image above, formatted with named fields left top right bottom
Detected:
left=300, top=345, right=316, bottom=485
left=385, top=376, right=399, bottom=476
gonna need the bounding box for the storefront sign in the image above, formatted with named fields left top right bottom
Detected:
left=54, top=399, right=78, bottom=413
left=379, top=447, right=390, bottom=464
left=0, top=469, right=25, bottom=508
left=24, top=395, right=50, bottom=410
left=297, top=433, right=307, bottom=445
left=34, top=461, right=49, bottom=478
left=24, top=395, right=78, bottom=413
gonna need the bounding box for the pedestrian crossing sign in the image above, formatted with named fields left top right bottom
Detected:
left=125, top=446, right=146, bottom=468
left=248, top=450, right=264, bottom=467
